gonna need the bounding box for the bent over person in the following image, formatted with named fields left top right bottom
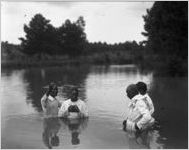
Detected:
left=136, top=81, right=154, bottom=115
left=123, top=84, right=154, bottom=132
left=58, top=87, right=88, bottom=118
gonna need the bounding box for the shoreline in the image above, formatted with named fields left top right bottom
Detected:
left=1, top=58, right=134, bottom=69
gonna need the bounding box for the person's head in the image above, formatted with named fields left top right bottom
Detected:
left=51, top=135, right=60, bottom=147
left=136, top=82, right=147, bottom=95
left=48, top=82, right=58, bottom=97
left=70, top=87, right=79, bottom=102
left=126, top=84, right=139, bottom=99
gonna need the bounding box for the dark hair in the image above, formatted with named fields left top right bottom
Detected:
left=49, top=82, right=57, bottom=91
left=136, top=82, right=147, bottom=95
left=126, top=84, right=139, bottom=99
left=51, top=135, right=59, bottom=147
left=47, top=82, right=58, bottom=96
left=72, top=87, right=79, bottom=94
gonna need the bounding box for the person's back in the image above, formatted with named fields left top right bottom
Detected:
left=124, top=84, right=154, bottom=132
left=141, top=93, right=154, bottom=115
left=41, top=82, right=61, bottom=118
left=136, top=82, right=154, bottom=115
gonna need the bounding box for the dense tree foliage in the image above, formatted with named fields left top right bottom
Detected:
left=19, top=14, right=87, bottom=57
left=1, top=41, right=23, bottom=59
left=57, top=17, right=87, bottom=57
left=19, top=14, right=60, bottom=56
left=142, top=2, right=188, bottom=75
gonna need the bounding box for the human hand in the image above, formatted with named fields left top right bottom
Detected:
left=68, top=105, right=80, bottom=113
left=135, top=123, right=141, bottom=134
left=135, top=123, right=139, bottom=130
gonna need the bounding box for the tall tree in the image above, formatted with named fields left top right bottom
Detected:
left=142, top=2, right=188, bottom=74
left=57, top=16, right=87, bottom=57
left=19, top=14, right=60, bottom=56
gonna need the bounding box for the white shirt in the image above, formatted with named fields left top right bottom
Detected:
left=140, top=94, right=154, bottom=115
left=58, top=99, right=89, bottom=118
left=41, top=94, right=61, bottom=118
left=126, top=94, right=154, bottom=131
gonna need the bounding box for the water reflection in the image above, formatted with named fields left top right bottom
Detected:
left=2, top=64, right=187, bottom=148
left=149, top=76, right=188, bottom=148
left=60, top=118, right=89, bottom=145
left=42, top=117, right=61, bottom=149
left=125, top=129, right=164, bottom=149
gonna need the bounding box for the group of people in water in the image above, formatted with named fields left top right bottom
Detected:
left=41, top=81, right=155, bottom=148
left=41, top=84, right=88, bottom=118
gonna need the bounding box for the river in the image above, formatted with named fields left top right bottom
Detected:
left=1, top=64, right=188, bottom=149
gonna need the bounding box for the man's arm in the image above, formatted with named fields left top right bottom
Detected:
left=79, top=102, right=89, bottom=118
left=58, top=103, right=69, bottom=117
left=147, top=96, right=155, bottom=114
left=41, top=94, right=48, bottom=111
left=136, top=100, right=152, bottom=130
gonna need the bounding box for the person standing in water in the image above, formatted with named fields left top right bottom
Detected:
left=58, top=87, right=88, bottom=118
left=136, top=82, right=154, bottom=115
left=41, top=82, right=62, bottom=118
left=123, top=84, right=155, bottom=132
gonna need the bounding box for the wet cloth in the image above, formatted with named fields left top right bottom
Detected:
left=126, top=94, right=155, bottom=131
left=41, top=94, right=61, bottom=118
left=58, top=99, right=88, bottom=118
left=140, top=94, right=154, bottom=115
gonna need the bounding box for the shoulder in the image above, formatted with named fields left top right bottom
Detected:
left=77, top=99, right=87, bottom=105
left=41, top=94, right=47, bottom=101
left=136, top=98, right=146, bottom=107
left=145, top=94, right=152, bottom=101
left=62, top=99, right=71, bottom=105
left=146, top=94, right=151, bottom=99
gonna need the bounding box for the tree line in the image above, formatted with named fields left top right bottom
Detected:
left=141, top=1, right=188, bottom=75
left=19, top=14, right=87, bottom=57
left=2, top=13, right=141, bottom=59
left=2, top=2, right=188, bottom=75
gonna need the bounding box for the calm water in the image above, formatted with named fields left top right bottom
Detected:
left=1, top=64, right=188, bottom=149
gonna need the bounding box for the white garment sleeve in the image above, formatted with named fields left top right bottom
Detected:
left=41, top=94, right=47, bottom=111
left=136, top=100, right=152, bottom=130
left=80, top=102, right=89, bottom=117
left=147, top=96, right=154, bottom=115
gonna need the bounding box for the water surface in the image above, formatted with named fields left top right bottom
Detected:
left=1, top=64, right=188, bottom=149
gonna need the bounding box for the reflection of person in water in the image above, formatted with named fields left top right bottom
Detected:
left=42, top=117, right=61, bottom=149
left=126, top=127, right=164, bottom=149
left=61, top=118, right=88, bottom=145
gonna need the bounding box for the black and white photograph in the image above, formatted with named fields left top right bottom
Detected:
left=1, top=1, right=188, bottom=149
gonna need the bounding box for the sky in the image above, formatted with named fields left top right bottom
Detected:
left=1, top=1, right=154, bottom=44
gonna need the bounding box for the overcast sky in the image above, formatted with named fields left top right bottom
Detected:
left=1, top=1, right=154, bottom=44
